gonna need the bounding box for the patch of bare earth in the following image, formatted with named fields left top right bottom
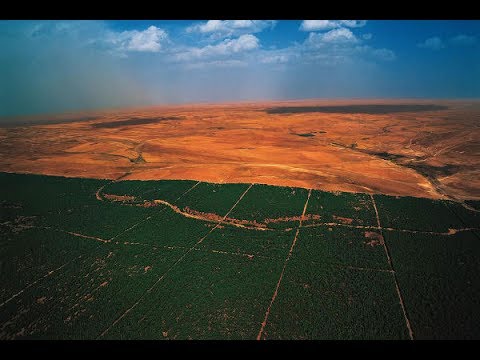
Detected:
left=332, top=215, right=354, bottom=225
left=102, top=194, right=136, bottom=202
left=364, top=231, right=384, bottom=247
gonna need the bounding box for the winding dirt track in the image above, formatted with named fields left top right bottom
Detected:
left=1, top=99, right=479, bottom=201
left=96, top=185, right=480, bottom=236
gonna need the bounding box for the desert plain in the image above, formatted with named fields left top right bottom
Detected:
left=1, top=99, right=479, bottom=202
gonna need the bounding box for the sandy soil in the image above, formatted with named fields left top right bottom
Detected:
left=0, top=99, right=479, bottom=201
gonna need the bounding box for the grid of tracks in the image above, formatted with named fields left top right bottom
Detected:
left=1, top=172, right=479, bottom=339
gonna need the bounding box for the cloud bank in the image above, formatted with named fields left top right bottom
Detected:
left=106, top=26, right=168, bottom=53
left=186, top=20, right=276, bottom=40
left=300, top=20, right=366, bottom=31
left=418, top=36, right=445, bottom=50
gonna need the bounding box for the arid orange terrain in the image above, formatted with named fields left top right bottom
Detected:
left=1, top=99, right=479, bottom=201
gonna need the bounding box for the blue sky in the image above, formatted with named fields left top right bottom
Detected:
left=1, top=20, right=479, bottom=116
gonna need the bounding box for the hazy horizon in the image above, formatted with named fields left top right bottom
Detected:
left=2, top=96, right=480, bottom=121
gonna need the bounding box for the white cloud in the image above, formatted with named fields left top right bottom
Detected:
left=300, top=20, right=336, bottom=31
left=322, top=28, right=358, bottom=43
left=297, top=30, right=396, bottom=66
left=362, top=33, right=372, bottom=40
left=300, top=20, right=366, bottom=31
left=306, top=28, right=358, bottom=45
left=186, top=20, right=276, bottom=39
left=372, top=48, right=396, bottom=61
left=79, top=21, right=392, bottom=70
left=107, top=26, right=168, bottom=53
left=175, top=34, right=260, bottom=61
left=418, top=36, right=445, bottom=50
left=294, top=23, right=396, bottom=66
left=450, top=34, right=476, bottom=45
left=340, top=20, right=367, bottom=28
left=193, top=20, right=222, bottom=33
